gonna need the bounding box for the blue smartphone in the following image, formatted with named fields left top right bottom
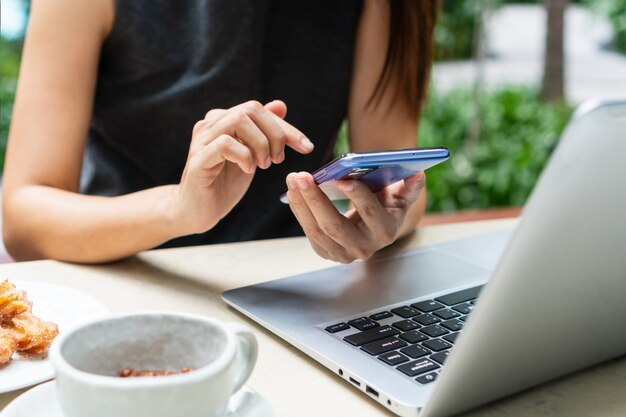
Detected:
left=280, top=147, right=450, bottom=203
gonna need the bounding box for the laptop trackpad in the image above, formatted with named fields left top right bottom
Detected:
left=223, top=248, right=492, bottom=326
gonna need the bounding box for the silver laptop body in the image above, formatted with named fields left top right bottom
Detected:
left=222, top=100, right=626, bottom=417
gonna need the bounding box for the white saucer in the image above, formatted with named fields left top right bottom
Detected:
left=0, top=381, right=278, bottom=417
left=0, top=281, right=111, bottom=393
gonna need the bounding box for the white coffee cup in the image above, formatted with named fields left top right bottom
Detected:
left=49, top=312, right=258, bottom=417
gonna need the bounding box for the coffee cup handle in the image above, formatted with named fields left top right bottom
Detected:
left=228, top=323, right=258, bottom=393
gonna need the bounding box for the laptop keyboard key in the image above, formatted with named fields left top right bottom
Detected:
left=452, top=302, right=474, bottom=315
left=390, top=306, right=421, bottom=318
left=325, top=323, right=349, bottom=333
left=416, top=371, right=439, bottom=384
left=433, top=309, right=460, bottom=320
left=399, top=330, right=428, bottom=344
left=348, top=317, right=368, bottom=327
left=420, top=325, right=449, bottom=338
left=344, top=326, right=400, bottom=346
left=392, top=320, right=420, bottom=332
left=430, top=351, right=450, bottom=365
left=348, top=317, right=380, bottom=331
left=435, top=286, right=483, bottom=306
left=361, top=337, right=408, bottom=355
left=370, top=311, right=393, bottom=321
left=411, top=300, right=445, bottom=313
left=413, top=314, right=441, bottom=326
left=422, top=338, right=452, bottom=352
left=379, top=351, right=410, bottom=366
left=443, top=332, right=459, bottom=344
left=441, top=319, right=464, bottom=332
left=400, top=344, right=431, bottom=359
left=360, top=321, right=379, bottom=331
left=397, top=359, right=440, bottom=377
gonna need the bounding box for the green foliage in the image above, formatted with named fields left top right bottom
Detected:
left=0, top=37, right=23, bottom=171
left=588, top=0, right=626, bottom=53
left=500, top=0, right=585, bottom=4
left=435, top=1, right=482, bottom=61
left=418, top=86, right=573, bottom=212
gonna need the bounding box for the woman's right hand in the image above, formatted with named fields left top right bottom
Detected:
left=170, top=100, right=314, bottom=236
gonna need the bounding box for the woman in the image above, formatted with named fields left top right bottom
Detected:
left=3, top=0, right=438, bottom=263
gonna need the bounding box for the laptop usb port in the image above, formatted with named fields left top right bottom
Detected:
left=349, top=377, right=361, bottom=387
left=366, top=385, right=379, bottom=397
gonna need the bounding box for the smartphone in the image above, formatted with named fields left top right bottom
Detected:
left=280, top=147, right=450, bottom=203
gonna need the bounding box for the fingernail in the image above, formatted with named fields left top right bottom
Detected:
left=278, top=150, right=285, bottom=163
left=410, top=174, right=425, bottom=191
left=300, top=137, right=314, bottom=151
left=264, top=156, right=272, bottom=168
left=337, top=181, right=354, bottom=193
left=286, top=174, right=295, bottom=189
left=295, top=177, right=309, bottom=190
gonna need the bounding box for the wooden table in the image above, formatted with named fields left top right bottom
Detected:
left=1, top=218, right=625, bottom=416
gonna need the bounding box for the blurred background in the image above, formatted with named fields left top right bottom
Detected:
left=1, top=0, right=625, bottom=249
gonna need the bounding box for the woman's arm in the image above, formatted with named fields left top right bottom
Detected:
left=285, top=0, right=430, bottom=263
left=3, top=0, right=312, bottom=263
left=3, top=0, right=124, bottom=262
left=347, top=0, right=427, bottom=238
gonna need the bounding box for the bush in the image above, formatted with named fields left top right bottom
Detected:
left=0, top=37, right=22, bottom=172
left=588, top=0, right=626, bottom=54
left=435, top=1, right=483, bottom=61
left=417, top=86, right=573, bottom=212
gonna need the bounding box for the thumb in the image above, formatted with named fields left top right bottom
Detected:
left=265, top=100, right=287, bottom=119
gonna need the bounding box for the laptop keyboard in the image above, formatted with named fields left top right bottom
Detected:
left=324, top=285, right=483, bottom=385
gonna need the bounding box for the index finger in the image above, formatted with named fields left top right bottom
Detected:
left=336, top=180, right=398, bottom=245
left=269, top=113, right=315, bottom=155
left=291, top=172, right=363, bottom=247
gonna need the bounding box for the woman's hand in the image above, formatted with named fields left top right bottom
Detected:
left=171, top=100, right=314, bottom=236
left=286, top=171, right=426, bottom=263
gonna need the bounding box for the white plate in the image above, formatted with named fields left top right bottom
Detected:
left=0, top=281, right=111, bottom=393
left=0, top=381, right=279, bottom=417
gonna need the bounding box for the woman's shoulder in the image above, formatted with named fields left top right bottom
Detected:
left=29, top=0, right=113, bottom=41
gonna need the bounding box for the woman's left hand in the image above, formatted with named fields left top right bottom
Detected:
left=286, top=171, right=426, bottom=263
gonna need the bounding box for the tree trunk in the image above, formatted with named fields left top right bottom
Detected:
left=541, top=0, right=569, bottom=102
left=466, top=0, right=493, bottom=146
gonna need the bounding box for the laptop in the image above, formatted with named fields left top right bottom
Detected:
left=222, top=100, right=626, bottom=417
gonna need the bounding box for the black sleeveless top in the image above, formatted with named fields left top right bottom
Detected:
left=83, top=0, right=362, bottom=248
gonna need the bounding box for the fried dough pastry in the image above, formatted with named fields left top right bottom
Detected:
left=0, top=328, right=18, bottom=367
left=0, top=281, right=31, bottom=320
left=0, top=280, right=59, bottom=359
left=8, top=313, right=59, bottom=355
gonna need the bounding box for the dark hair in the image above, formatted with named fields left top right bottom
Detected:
left=369, top=0, right=440, bottom=117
